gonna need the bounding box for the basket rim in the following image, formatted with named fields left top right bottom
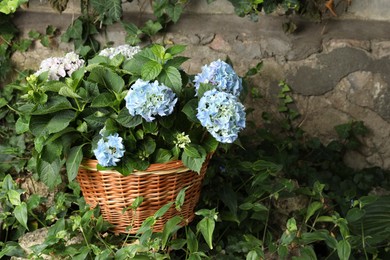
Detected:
left=80, top=159, right=191, bottom=176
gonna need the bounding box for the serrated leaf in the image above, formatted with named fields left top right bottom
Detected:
left=142, top=20, right=163, bottom=36
left=116, top=107, right=142, bottom=127
left=166, top=45, right=186, bottom=55
left=182, top=146, right=206, bottom=173
left=59, top=86, right=82, bottom=98
left=31, top=96, right=73, bottom=115
left=15, top=115, right=30, bottom=134
left=182, top=99, right=199, bottom=123
left=38, top=159, right=62, bottom=189
left=155, top=149, right=172, bottom=163
left=90, top=0, right=122, bottom=25
left=184, top=145, right=201, bottom=158
left=166, top=4, right=183, bottom=23
left=91, top=92, right=117, bottom=107
left=159, top=66, right=182, bottom=94
left=88, top=66, right=125, bottom=94
left=141, top=60, right=162, bottom=81
left=30, top=110, right=76, bottom=137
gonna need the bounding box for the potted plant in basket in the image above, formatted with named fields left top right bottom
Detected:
left=14, top=44, right=246, bottom=233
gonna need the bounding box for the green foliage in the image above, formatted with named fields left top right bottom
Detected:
left=14, top=44, right=228, bottom=189
left=1, top=61, right=390, bottom=259
left=0, top=0, right=27, bottom=14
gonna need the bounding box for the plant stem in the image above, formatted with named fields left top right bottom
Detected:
left=361, top=222, right=369, bottom=260
left=261, top=199, right=271, bottom=251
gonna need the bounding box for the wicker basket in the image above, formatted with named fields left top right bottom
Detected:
left=76, top=157, right=209, bottom=234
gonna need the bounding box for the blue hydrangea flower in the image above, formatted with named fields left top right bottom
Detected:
left=125, top=79, right=178, bottom=122
left=194, top=60, right=242, bottom=96
left=197, top=89, right=246, bottom=143
left=93, top=133, right=125, bottom=167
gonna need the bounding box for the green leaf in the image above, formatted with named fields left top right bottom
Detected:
left=239, top=202, right=253, bottom=211
left=90, top=0, right=122, bottom=25
left=0, top=97, right=6, bottom=108
left=161, top=216, right=182, bottom=249
left=0, top=242, right=25, bottom=258
left=154, top=202, right=173, bottom=219
left=165, top=56, right=189, bottom=68
left=66, top=145, right=84, bottom=182
left=38, top=159, right=62, bottom=189
left=122, top=22, right=142, bottom=45
left=247, top=250, right=259, bottom=260
left=14, top=202, right=29, bottom=230
left=184, top=145, right=201, bottom=158
left=219, top=185, right=237, bottom=214
left=2, top=174, right=15, bottom=191
left=186, top=228, right=198, bottom=253
left=182, top=146, right=206, bottom=173
left=196, top=215, right=215, bottom=249
left=250, top=160, right=283, bottom=174
left=197, top=83, right=214, bottom=99
left=166, top=4, right=183, bottom=23
left=27, top=194, right=41, bottom=211
left=182, top=99, right=199, bottom=123
left=359, top=195, right=378, bottom=208
left=142, top=121, right=158, bottom=134
left=203, top=134, right=219, bottom=153
left=15, top=116, right=30, bottom=134
left=91, top=92, right=117, bottom=107
left=305, top=201, right=323, bottom=223
left=300, top=230, right=337, bottom=249
left=88, top=66, right=125, bottom=94
left=30, top=110, right=76, bottom=137
left=159, top=66, right=182, bottom=95
left=116, top=108, right=142, bottom=128
left=41, top=81, right=67, bottom=93
left=175, top=187, right=188, bottom=211
left=166, top=45, right=186, bottom=56
left=337, top=240, right=351, bottom=260
left=7, top=189, right=21, bottom=206
left=154, top=149, right=172, bottom=163
left=141, top=60, right=162, bottom=81
left=59, top=86, right=82, bottom=98
left=61, top=18, right=83, bottom=42
left=346, top=208, right=365, bottom=222
left=142, top=20, right=163, bottom=36
left=31, top=96, right=73, bottom=115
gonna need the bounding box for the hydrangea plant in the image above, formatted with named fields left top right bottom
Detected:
left=15, top=44, right=246, bottom=189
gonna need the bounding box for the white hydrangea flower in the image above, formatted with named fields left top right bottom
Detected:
left=34, top=52, right=84, bottom=80
left=99, top=44, right=141, bottom=60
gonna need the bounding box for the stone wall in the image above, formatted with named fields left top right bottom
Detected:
left=11, top=0, right=390, bottom=169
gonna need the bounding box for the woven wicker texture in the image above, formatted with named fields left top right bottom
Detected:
left=77, top=158, right=209, bottom=234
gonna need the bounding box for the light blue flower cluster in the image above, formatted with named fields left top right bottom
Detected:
left=34, top=52, right=84, bottom=80
left=193, top=59, right=242, bottom=96
left=197, top=89, right=246, bottom=143
left=99, top=44, right=141, bottom=60
left=93, top=133, right=125, bottom=167
left=125, top=79, right=178, bottom=122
